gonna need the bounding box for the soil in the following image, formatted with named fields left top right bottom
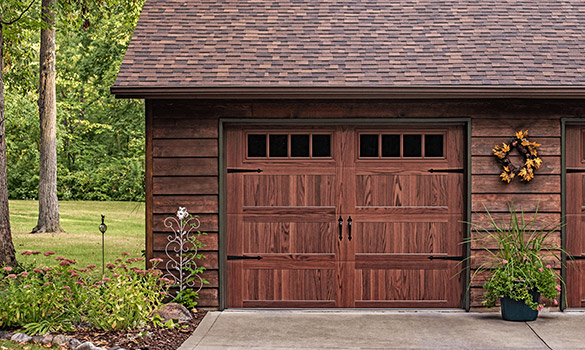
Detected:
left=65, top=310, right=208, bottom=350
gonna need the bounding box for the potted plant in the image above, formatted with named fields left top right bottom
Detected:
left=471, top=205, right=563, bottom=321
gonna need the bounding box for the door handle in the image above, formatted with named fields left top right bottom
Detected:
left=347, top=216, right=352, bottom=241
left=338, top=216, right=343, bottom=241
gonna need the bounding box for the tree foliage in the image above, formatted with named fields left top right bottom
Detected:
left=5, top=0, right=145, bottom=202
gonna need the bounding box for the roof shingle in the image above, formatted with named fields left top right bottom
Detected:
left=114, top=0, right=585, bottom=88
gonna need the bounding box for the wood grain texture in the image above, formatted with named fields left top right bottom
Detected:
left=472, top=156, right=559, bottom=175
left=471, top=119, right=561, bottom=137
left=152, top=195, right=218, bottom=214
left=153, top=177, right=218, bottom=195
left=153, top=214, right=218, bottom=232
left=153, top=139, right=218, bottom=157
left=472, top=137, right=560, bottom=156
left=153, top=158, right=218, bottom=176
left=146, top=101, right=154, bottom=264
left=471, top=175, right=560, bottom=194
left=471, top=194, right=560, bottom=212
left=153, top=232, right=218, bottom=251
left=153, top=118, right=218, bottom=138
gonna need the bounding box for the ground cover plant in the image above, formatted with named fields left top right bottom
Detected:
left=9, top=200, right=144, bottom=267
left=0, top=251, right=170, bottom=335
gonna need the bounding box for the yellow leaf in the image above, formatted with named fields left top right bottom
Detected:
left=501, top=143, right=510, bottom=152
left=533, top=157, right=542, bottom=169
left=525, top=159, right=534, bottom=167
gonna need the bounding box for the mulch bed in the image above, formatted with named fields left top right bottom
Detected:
left=65, top=310, right=208, bottom=350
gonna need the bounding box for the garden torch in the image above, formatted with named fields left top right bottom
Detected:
left=99, top=215, right=107, bottom=275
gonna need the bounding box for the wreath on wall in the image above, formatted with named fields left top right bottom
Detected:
left=492, top=130, right=543, bottom=183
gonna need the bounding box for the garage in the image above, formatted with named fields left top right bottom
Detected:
left=225, top=124, right=465, bottom=308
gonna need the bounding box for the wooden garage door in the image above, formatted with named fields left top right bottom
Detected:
left=226, top=125, right=465, bottom=308
left=566, top=126, right=585, bottom=307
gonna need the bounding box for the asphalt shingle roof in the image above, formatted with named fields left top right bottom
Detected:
left=113, top=0, right=585, bottom=88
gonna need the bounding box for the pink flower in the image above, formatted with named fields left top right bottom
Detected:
left=31, top=251, right=41, bottom=255
left=136, top=257, right=145, bottom=261
left=19, top=271, right=28, bottom=277
left=43, top=268, right=51, bottom=272
left=126, top=258, right=135, bottom=264
left=86, top=265, right=96, bottom=270
left=106, top=263, right=116, bottom=269
left=112, top=273, right=120, bottom=277
left=118, top=264, right=127, bottom=269
left=538, top=268, right=544, bottom=272
left=115, top=258, right=122, bottom=262
left=149, top=258, right=163, bottom=263
left=2, top=267, right=12, bottom=272
left=62, top=286, right=70, bottom=290
left=546, top=264, right=552, bottom=268
left=60, top=260, right=71, bottom=266
left=537, top=304, right=544, bottom=311
left=5, top=274, right=16, bottom=279
left=161, top=291, right=168, bottom=296
left=78, top=268, right=88, bottom=272
left=555, top=285, right=562, bottom=291
left=21, top=250, right=33, bottom=255
left=502, top=259, right=508, bottom=265
left=43, top=282, right=51, bottom=286
left=56, top=257, right=66, bottom=261
left=44, top=251, right=55, bottom=256
left=102, top=277, right=111, bottom=282
left=33, top=268, right=43, bottom=273
left=554, top=299, right=559, bottom=305
left=121, top=252, right=130, bottom=256
left=75, top=281, right=84, bottom=285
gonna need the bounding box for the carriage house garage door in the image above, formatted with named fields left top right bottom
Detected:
left=226, top=124, right=466, bottom=308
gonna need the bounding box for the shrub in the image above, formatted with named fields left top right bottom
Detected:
left=0, top=252, right=169, bottom=334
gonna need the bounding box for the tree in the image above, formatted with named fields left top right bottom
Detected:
left=0, top=0, right=36, bottom=265
left=33, top=0, right=62, bottom=234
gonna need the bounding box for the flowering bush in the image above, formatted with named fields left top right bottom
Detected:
left=0, top=252, right=169, bottom=334
left=471, top=206, right=563, bottom=310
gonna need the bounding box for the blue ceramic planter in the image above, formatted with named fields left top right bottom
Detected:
left=500, top=291, right=540, bottom=322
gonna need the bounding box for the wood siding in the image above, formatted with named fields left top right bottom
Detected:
left=148, top=99, right=585, bottom=309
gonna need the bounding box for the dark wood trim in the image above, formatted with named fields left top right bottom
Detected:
left=145, top=100, right=154, bottom=266
left=112, top=86, right=585, bottom=100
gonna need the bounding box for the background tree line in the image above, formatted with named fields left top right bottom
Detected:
left=5, top=0, right=145, bottom=203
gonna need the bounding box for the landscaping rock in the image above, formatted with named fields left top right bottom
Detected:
left=107, top=346, right=122, bottom=350
left=53, top=334, right=70, bottom=347
left=42, top=334, right=54, bottom=345
left=156, top=302, right=192, bottom=323
left=11, top=333, right=32, bottom=343
left=0, top=331, right=13, bottom=340
left=76, top=341, right=102, bottom=350
left=69, top=337, right=82, bottom=349
left=31, top=335, right=45, bottom=344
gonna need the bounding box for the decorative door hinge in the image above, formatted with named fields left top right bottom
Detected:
left=428, top=255, right=464, bottom=261
left=227, top=168, right=263, bottom=173
left=227, top=255, right=263, bottom=260
left=428, top=168, right=464, bottom=173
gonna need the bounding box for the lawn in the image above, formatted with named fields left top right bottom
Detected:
left=9, top=200, right=145, bottom=268
left=0, top=340, right=50, bottom=349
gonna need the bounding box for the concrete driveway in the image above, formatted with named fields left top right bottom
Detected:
left=178, top=310, right=585, bottom=350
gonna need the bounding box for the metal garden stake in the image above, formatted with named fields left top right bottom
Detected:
left=99, top=215, right=107, bottom=275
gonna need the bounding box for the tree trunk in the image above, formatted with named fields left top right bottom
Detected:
left=33, top=0, right=62, bottom=234
left=0, top=20, right=16, bottom=265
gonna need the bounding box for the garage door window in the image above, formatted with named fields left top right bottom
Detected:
left=359, top=133, right=444, bottom=159
left=247, top=133, right=331, bottom=159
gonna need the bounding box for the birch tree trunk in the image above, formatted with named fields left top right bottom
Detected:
left=0, top=19, right=16, bottom=265
left=33, top=0, right=62, bottom=234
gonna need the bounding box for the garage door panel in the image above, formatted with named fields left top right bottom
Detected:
left=355, top=174, right=448, bottom=208
left=355, top=268, right=449, bottom=302
left=356, top=222, right=449, bottom=254
left=243, top=268, right=338, bottom=303
left=243, top=175, right=336, bottom=207
left=244, top=222, right=337, bottom=254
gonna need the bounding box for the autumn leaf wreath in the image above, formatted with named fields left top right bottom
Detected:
left=493, top=130, right=542, bottom=183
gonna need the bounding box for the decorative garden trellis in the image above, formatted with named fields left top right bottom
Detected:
left=161, top=207, right=205, bottom=299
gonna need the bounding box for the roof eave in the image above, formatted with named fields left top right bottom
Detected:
left=110, top=86, right=585, bottom=99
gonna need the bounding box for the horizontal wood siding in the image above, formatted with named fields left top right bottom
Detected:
left=147, top=99, right=585, bottom=309
left=150, top=105, right=219, bottom=308
left=470, top=118, right=562, bottom=307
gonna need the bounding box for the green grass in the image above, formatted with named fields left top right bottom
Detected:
left=9, top=200, right=145, bottom=268
left=0, top=339, right=53, bottom=349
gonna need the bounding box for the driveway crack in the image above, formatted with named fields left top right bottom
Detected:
left=526, top=321, right=552, bottom=350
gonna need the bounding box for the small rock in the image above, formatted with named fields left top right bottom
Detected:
left=69, top=337, right=82, bottom=349
left=0, top=331, right=13, bottom=340
left=31, top=335, right=45, bottom=344
left=108, top=346, right=122, bottom=350
left=156, top=302, right=192, bottom=323
left=42, top=334, right=54, bottom=345
left=53, top=334, right=69, bottom=346
left=76, top=341, right=102, bottom=350
left=11, top=333, right=32, bottom=343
